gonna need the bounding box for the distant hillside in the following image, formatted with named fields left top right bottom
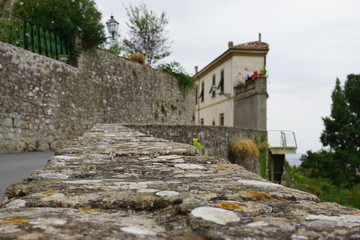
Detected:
left=286, top=153, right=303, bottom=166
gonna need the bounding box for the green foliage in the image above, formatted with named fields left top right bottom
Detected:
left=158, top=62, right=195, bottom=93
left=255, top=136, right=269, bottom=179
left=193, top=138, right=204, bottom=149
left=123, top=3, right=171, bottom=66
left=193, top=138, right=207, bottom=156
left=284, top=164, right=360, bottom=209
left=12, top=0, right=105, bottom=63
left=104, top=41, right=124, bottom=56
left=259, top=68, right=267, bottom=75
left=318, top=75, right=360, bottom=185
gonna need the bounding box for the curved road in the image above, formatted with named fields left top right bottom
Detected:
left=0, top=152, right=54, bottom=201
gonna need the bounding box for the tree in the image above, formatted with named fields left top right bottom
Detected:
left=12, top=0, right=105, bottom=61
left=303, top=75, right=360, bottom=185
left=123, top=3, right=171, bottom=66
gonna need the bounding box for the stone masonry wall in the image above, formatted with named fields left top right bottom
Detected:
left=0, top=42, right=194, bottom=153
left=1, top=124, right=359, bottom=239
left=125, top=124, right=266, bottom=160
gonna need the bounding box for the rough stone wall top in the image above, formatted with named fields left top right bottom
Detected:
left=1, top=124, right=360, bottom=239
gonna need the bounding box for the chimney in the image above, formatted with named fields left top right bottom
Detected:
left=195, top=66, right=198, bottom=74
left=258, top=33, right=262, bottom=42
left=228, top=41, right=234, bottom=48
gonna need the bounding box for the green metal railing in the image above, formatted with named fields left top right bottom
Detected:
left=0, top=14, right=70, bottom=64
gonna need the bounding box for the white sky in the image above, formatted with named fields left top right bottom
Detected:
left=95, top=0, right=360, bottom=153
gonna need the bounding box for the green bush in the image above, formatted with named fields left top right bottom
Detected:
left=284, top=164, right=360, bottom=209
left=158, top=62, right=195, bottom=93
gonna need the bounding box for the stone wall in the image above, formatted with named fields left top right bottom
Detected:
left=1, top=124, right=359, bottom=239
left=125, top=124, right=266, bottom=160
left=234, top=76, right=268, bottom=131
left=0, top=42, right=194, bottom=153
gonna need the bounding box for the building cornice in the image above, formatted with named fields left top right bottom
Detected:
left=194, top=48, right=269, bottom=80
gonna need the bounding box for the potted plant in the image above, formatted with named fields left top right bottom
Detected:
left=259, top=68, right=267, bottom=76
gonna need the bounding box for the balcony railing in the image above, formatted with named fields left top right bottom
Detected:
left=268, top=130, right=297, bottom=154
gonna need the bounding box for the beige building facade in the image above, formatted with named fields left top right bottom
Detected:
left=194, top=38, right=269, bottom=131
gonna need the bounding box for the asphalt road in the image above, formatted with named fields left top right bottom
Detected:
left=0, top=152, right=54, bottom=201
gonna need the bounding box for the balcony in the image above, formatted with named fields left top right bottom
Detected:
left=268, top=130, right=297, bottom=155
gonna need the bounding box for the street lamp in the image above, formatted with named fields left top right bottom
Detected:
left=106, top=15, right=119, bottom=40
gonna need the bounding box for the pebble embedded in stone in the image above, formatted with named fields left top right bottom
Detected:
left=245, top=221, right=270, bottom=228
left=110, top=182, right=148, bottom=190
left=120, top=226, right=157, bottom=236
left=37, top=173, right=69, bottom=179
left=63, top=180, right=102, bottom=184
left=52, top=155, right=83, bottom=160
left=3, top=199, right=27, bottom=209
left=138, top=189, right=159, bottom=193
left=155, top=191, right=179, bottom=196
left=305, top=214, right=360, bottom=228
left=237, top=180, right=281, bottom=188
left=191, top=207, right=240, bottom=225
left=174, top=164, right=206, bottom=170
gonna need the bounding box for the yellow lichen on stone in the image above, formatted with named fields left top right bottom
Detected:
left=217, top=202, right=244, bottom=210
left=216, top=168, right=227, bottom=172
left=42, top=190, right=59, bottom=195
left=0, top=219, right=29, bottom=225
left=77, top=208, right=100, bottom=212
left=87, top=165, right=96, bottom=168
left=247, top=191, right=271, bottom=201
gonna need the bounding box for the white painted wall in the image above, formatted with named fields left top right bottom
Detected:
left=195, top=54, right=266, bottom=127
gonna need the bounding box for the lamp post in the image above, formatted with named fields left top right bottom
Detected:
left=106, top=15, right=119, bottom=41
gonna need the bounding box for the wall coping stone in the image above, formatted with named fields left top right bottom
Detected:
left=0, top=124, right=359, bottom=239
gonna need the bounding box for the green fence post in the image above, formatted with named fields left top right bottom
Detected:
left=26, top=22, right=32, bottom=51
left=33, top=25, right=39, bottom=53
left=56, top=35, right=61, bottom=60
left=11, top=23, right=16, bottom=45
left=45, top=30, right=51, bottom=57
left=51, top=32, right=56, bottom=59
left=40, top=28, right=45, bottom=55
left=19, top=22, right=24, bottom=48
left=3, top=24, right=9, bottom=43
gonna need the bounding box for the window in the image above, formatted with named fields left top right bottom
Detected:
left=200, top=118, right=204, bottom=125
left=220, top=113, right=224, bottom=126
left=218, top=69, right=224, bottom=93
left=212, top=75, right=216, bottom=97
left=212, top=119, right=216, bottom=126
left=195, top=86, right=198, bottom=104
left=200, top=82, right=204, bottom=102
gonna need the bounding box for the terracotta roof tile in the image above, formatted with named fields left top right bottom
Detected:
left=233, top=41, right=269, bottom=50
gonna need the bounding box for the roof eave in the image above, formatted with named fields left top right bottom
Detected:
left=194, top=48, right=269, bottom=80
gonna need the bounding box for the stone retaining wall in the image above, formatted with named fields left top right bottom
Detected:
left=0, top=124, right=359, bottom=239
left=0, top=42, right=194, bottom=153
left=125, top=124, right=266, bottom=160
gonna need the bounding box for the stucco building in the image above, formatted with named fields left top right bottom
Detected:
left=194, top=36, right=269, bottom=131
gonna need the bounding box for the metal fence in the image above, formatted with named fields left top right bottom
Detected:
left=0, top=14, right=70, bottom=64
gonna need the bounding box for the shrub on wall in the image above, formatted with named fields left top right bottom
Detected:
left=129, top=52, right=146, bottom=64
left=157, top=61, right=195, bottom=93
left=230, top=139, right=259, bottom=162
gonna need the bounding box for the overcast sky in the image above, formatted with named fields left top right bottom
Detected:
left=95, top=0, right=360, bottom=153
